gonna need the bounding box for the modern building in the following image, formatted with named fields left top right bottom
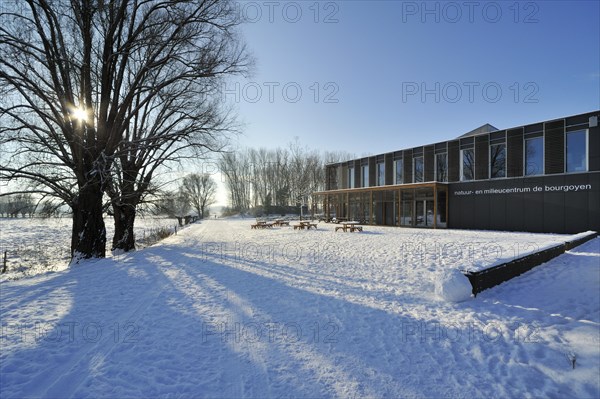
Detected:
left=313, top=110, right=600, bottom=234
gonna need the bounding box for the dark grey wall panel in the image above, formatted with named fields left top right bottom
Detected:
left=475, top=135, right=489, bottom=180
left=473, top=193, right=490, bottom=230
left=506, top=199, right=525, bottom=231
left=489, top=181, right=507, bottom=231
left=507, top=128, right=523, bottom=177
left=524, top=122, right=543, bottom=135
left=589, top=173, right=600, bottom=233
left=543, top=175, right=565, bottom=233
left=403, top=150, right=413, bottom=184
left=490, top=130, right=506, bottom=142
left=459, top=194, right=475, bottom=229
left=589, top=125, right=600, bottom=171
left=384, top=153, right=393, bottom=185
left=368, top=157, right=376, bottom=187
left=566, top=113, right=590, bottom=127
left=564, top=173, right=591, bottom=233
left=448, top=140, right=459, bottom=182
left=354, top=160, right=361, bottom=186
left=424, top=145, right=434, bottom=182
left=460, top=137, right=474, bottom=149
left=449, top=173, right=600, bottom=234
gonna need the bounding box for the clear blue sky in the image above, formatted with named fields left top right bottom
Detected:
left=224, top=0, right=600, bottom=156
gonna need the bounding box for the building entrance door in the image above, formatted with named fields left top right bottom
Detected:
left=415, top=199, right=434, bottom=227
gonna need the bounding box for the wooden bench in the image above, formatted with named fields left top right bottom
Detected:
left=349, top=226, right=363, bottom=232
left=293, top=224, right=304, bottom=230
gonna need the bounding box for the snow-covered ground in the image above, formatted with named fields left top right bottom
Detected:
left=0, top=217, right=178, bottom=279
left=1, top=219, right=598, bottom=398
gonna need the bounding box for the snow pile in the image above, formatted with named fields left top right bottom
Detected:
left=435, top=268, right=473, bottom=302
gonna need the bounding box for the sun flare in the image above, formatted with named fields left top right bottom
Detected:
left=71, top=107, right=87, bottom=122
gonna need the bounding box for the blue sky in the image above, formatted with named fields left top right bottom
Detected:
left=224, top=0, right=600, bottom=156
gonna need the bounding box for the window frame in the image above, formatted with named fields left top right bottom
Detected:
left=413, top=156, right=424, bottom=183
left=460, top=148, right=474, bottom=181
left=524, top=136, right=544, bottom=176
left=376, top=162, right=385, bottom=186
left=489, top=143, right=507, bottom=179
left=393, top=159, right=403, bottom=185
left=565, top=129, right=589, bottom=174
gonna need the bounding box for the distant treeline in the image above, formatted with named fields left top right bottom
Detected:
left=219, top=142, right=353, bottom=213
left=0, top=194, right=61, bottom=218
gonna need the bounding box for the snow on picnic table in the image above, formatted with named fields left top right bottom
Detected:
left=0, top=219, right=598, bottom=398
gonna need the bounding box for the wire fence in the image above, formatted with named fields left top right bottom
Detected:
left=135, top=224, right=179, bottom=248
left=0, top=222, right=181, bottom=279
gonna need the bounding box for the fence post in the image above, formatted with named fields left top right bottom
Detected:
left=2, top=251, right=7, bottom=274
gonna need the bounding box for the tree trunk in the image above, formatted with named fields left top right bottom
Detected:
left=71, top=182, right=106, bottom=261
left=112, top=203, right=137, bottom=252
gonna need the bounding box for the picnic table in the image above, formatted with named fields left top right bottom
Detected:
left=293, top=221, right=318, bottom=230
left=335, top=221, right=363, bottom=232
left=273, top=219, right=290, bottom=227
left=251, top=221, right=274, bottom=229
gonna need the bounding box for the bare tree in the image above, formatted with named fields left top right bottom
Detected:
left=219, top=151, right=252, bottom=212
left=0, top=0, right=249, bottom=260
left=182, top=173, right=217, bottom=219
left=219, top=142, right=347, bottom=214
left=156, top=188, right=191, bottom=227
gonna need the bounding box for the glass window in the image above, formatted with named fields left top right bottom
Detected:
left=348, top=167, right=355, bottom=188
left=566, top=130, right=587, bottom=173
left=460, top=149, right=474, bottom=181
left=377, top=163, right=385, bottom=186
left=435, top=153, right=447, bottom=182
left=394, top=159, right=403, bottom=184
left=490, top=143, right=506, bottom=179
left=413, top=157, right=424, bottom=183
left=525, top=137, right=543, bottom=176
left=400, top=189, right=413, bottom=226
left=361, top=165, right=369, bottom=187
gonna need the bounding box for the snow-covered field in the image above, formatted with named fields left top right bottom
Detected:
left=1, top=219, right=598, bottom=398
left=0, top=217, right=178, bottom=279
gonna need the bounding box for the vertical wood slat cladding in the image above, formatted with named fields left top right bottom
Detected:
left=403, top=149, right=413, bottom=184
left=507, top=128, right=524, bottom=177
left=424, top=145, right=434, bottom=182
left=448, top=140, right=459, bottom=182
left=385, top=153, right=393, bottom=185
left=544, top=120, right=565, bottom=175
left=475, top=135, right=489, bottom=180
left=590, top=123, right=600, bottom=171
left=368, top=157, right=376, bottom=187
